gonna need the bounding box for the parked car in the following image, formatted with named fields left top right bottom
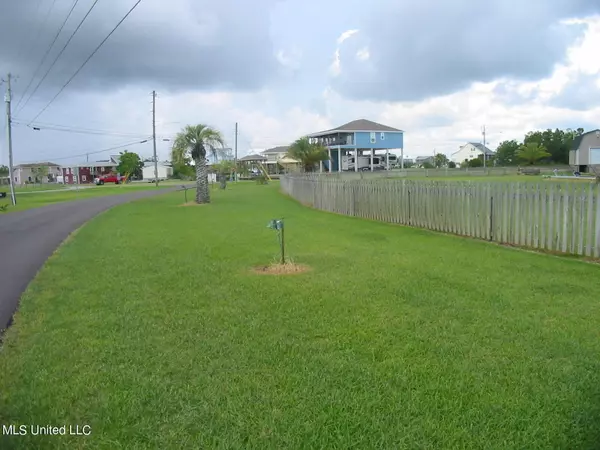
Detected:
left=95, top=174, right=126, bottom=185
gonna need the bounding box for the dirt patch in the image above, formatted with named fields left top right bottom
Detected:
left=252, top=262, right=311, bottom=275
left=178, top=202, right=209, bottom=207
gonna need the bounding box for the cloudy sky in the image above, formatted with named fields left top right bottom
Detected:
left=0, top=0, right=599, bottom=165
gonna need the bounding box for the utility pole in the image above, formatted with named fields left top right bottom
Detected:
left=152, top=90, right=158, bottom=187
left=3, top=73, right=16, bottom=206
left=482, top=125, right=487, bottom=169
left=234, top=122, right=238, bottom=182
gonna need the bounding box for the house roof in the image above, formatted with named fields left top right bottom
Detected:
left=261, top=146, right=289, bottom=154
left=572, top=129, right=600, bottom=151
left=415, top=156, right=434, bottom=162
left=143, top=162, right=172, bottom=168
left=278, top=157, right=300, bottom=164
left=65, top=161, right=119, bottom=168
left=14, top=162, right=61, bottom=168
left=239, top=154, right=267, bottom=161
left=308, top=119, right=403, bottom=137
left=452, top=142, right=495, bottom=156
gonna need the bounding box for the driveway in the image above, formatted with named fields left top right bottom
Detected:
left=0, top=186, right=192, bottom=332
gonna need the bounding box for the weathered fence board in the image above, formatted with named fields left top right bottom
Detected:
left=280, top=175, right=600, bottom=257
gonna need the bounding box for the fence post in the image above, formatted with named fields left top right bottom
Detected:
left=407, top=185, right=412, bottom=226
left=489, top=194, right=494, bottom=241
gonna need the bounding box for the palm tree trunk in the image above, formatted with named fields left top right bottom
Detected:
left=194, top=158, right=210, bottom=204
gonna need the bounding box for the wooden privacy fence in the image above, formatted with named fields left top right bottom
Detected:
left=281, top=175, right=600, bottom=258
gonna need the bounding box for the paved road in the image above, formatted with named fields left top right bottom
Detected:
left=0, top=186, right=191, bottom=332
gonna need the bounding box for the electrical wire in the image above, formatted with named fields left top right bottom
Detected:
left=17, top=137, right=152, bottom=164
left=13, top=0, right=60, bottom=109
left=27, top=0, right=144, bottom=125
left=12, top=0, right=48, bottom=77
left=15, top=0, right=81, bottom=113
left=17, top=0, right=101, bottom=118
left=12, top=119, right=150, bottom=138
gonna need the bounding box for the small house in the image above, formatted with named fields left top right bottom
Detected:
left=451, top=143, right=495, bottom=166
left=569, top=129, right=600, bottom=173
left=142, top=162, right=173, bottom=181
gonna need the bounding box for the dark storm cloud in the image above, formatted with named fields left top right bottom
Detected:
left=332, top=0, right=600, bottom=102
left=551, top=73, right=600, bottom=110
left=0, top=0, right=281, bottom=103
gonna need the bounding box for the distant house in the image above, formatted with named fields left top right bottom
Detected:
left=260, top=146, right=294, bottom=174
left=142, top=162, right=173, bottom=181
left=306, top=118, right=404, bottom=172
left=451, top=143, right=495, bottom=166
left=569, top=129, right=600, bottom=173
left=415, top=156, right=435, bottom=166
left=13, top=162, right=62, bottom=185
left=61, top=155, right=120, bottom=184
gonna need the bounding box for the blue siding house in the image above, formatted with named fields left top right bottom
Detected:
left=306, top=119, right=404, bottom=172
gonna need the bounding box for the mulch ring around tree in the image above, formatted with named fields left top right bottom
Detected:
left=251, top=262, right=311, bottom=275
left=178, top=202, right=209, bottom=207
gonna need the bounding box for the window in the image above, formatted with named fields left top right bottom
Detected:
left=82, top=175, right=87, bottom=182
left=380, top=132, right=385, bottom=140
left=370, top=132, right=376, bottom=144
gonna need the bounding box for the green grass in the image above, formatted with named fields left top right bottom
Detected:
left=13, top=184, right=68, bottom=192
left=1, top=183, right=600, bottom=448
left=0, top=183, right=186, bottom=213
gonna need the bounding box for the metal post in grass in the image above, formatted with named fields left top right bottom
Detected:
left=267, top=218, right=285, bottom=264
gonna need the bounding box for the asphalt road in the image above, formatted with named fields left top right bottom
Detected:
left=0, top=186, right=191, bottom=332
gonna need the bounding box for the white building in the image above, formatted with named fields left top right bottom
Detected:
left=451, top=143, right=495, bottom=166
left=12, top=162, right=62, bottom=185
left=142, top=162, right=173, bottom=181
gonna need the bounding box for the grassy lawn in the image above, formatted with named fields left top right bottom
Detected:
left=13, top=184, right=68, bottom=192
left=1, top=182, right=600, bottom=448
left=1, top=183, right=189, bottom=213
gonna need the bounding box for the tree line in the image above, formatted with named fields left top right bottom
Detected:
left=495, top=127, right=585, bottom=166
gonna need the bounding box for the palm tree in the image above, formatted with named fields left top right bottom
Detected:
left=517, top=142, right=551, bottom=165
left=286, top=137, right=328, bottom=172
left=171, top=124, right=225, bottom=203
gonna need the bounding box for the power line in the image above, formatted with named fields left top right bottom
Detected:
left=11, top=119, right=150, bottom=138
left=13, top=0, right=60, bottom=110
left=17, top=137, right=151, bottom=164
left=12, top=0, right=48, bottom=72
left=27, top=0, right=143, bottom=125
left=18, top=0, right=101, bottom=118
left=15, top=0, right=81, bottom=113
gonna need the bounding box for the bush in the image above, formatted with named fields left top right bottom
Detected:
left=255, top=174, right=268, bottom=185
left=448, top=161, right=456, bottom=168
left=467, top=158, right=483, bottom=168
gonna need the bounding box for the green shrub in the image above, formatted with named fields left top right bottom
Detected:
left=255, top=174, right=268, bottom=185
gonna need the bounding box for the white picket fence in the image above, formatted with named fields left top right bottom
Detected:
left=280, top=175, right=600, bottom=257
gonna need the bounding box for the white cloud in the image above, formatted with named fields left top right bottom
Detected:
left=330, top=29, right=360, bottom=77
left=356, top=47, right=370, bottom=61
left=337, top=29, right=359, bottom=44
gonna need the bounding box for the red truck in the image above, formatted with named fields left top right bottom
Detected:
left=94, top=174, right=126, bottom=185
